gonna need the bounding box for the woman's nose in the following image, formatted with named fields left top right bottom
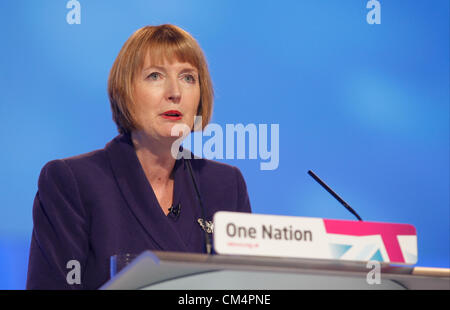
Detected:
left=166, top=77, right=181, bottom=103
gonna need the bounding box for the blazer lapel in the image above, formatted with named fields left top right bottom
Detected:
left=171, top=156, right=206, bottom=249
left=104, top=134, right=188, bottom=252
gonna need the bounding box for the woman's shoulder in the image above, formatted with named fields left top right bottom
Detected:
left=42, top=148, right=107, bottom=173
left=38, top=145, right=112, bottom=189
left=186, top=152, right=237, bottom=171
left=187, top=157, right=251, bottom=213
left=188, top=156, right=247, bottom=187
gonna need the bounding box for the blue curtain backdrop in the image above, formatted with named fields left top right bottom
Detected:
left=0, top=0, right=448, bottom=289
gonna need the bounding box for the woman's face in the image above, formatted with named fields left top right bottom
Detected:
left=132, top=55, right=201, bottom=143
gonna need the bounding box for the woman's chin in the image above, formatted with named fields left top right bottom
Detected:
left=163, top=123, right=191, bottom=138
left=156, top=130, right=185, bottom=144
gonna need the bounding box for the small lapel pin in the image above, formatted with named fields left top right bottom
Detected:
left=197, top=218, right=214, bottom=234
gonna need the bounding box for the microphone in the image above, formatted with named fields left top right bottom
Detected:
left=308, top=170, right=363, bottom=221
left=184, top=158, right=213, bottom=255
left=168, top=203, right=181, bottom=219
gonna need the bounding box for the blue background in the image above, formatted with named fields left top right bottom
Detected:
left=0, top=0, right=448, bottom=289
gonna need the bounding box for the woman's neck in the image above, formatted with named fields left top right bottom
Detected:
left=131, top=131, right=176, bottom=185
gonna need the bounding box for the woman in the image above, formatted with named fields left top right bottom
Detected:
left=26, top=24, right=252, bottom=290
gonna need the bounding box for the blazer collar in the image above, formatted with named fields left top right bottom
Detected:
left=104, top=133, right=190, bottom=252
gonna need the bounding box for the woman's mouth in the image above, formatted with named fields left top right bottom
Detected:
left=161, top=110, right=183, bottom=120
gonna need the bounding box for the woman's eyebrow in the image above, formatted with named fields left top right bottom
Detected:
left=142, top=65, right=166, bottom=73
left=142, top=66, right=198, bottom=74
left=179, top=68, right=198, bottom=75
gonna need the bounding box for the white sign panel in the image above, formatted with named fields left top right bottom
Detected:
left=213, top=211, right=417, bottom=264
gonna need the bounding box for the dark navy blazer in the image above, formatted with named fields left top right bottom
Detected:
left=26, top=133, right=252, bottom=289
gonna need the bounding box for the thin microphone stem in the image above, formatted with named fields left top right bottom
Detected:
left=308, top=170, right=363, bottom=221
left=185, top=158, right=212, bottom=254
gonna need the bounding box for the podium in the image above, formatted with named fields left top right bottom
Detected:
left=100, top=250, right=450, bottom=290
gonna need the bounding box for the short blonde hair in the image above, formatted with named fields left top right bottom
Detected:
left=108, top=24, right=214, bottom=135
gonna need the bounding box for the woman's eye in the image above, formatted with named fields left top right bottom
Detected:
left=147, top=72, right=161, bottom=80
left=183, top=74, right=196, bottom=83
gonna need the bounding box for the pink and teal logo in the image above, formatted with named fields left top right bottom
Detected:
left=324, top=219, right=417, bottom=264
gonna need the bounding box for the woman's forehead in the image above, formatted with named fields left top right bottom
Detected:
left=142, top=54, right=198, bottom=71
left=142, top=46, right=198, bottom=66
